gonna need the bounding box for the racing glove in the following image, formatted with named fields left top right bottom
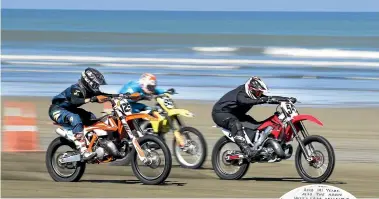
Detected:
left=166, top=88, right=176, bottom=94
left=90, top=95, right=108, bottom=103
left=289, top=97, right=297, bottom=103
left=267, top=96, right=280, bottom=104
left=259, top=96, right=269, bottom=104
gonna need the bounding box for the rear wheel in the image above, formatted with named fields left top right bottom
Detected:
left=295, top=135, right=335, bottom=183
left=45, top=137, right=86, bottom=182
left=131, top=135, right=172, bottom=185
left=212, top=136, right=249, bottom=180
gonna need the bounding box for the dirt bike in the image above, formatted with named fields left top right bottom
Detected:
left=45, top=92, right=172, bottom=185
left=136, top=92, right=207, bottom=169
left=211, top=97, right=335, bottom=183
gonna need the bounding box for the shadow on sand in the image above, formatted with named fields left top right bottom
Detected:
left=81, top=179, right=187, bottom=186
left=240, top=177, right=346, bottom=184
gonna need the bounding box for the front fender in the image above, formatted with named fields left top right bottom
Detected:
left=126, top=113, right=158, bottom=121
left=292, top=114, right=323, bottom=126
left=167, top=109, right=194, bottom=117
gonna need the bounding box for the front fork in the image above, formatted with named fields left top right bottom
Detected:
left=165, top=114, right=186, bottom=147
left=288, top=121, right=314, bottom=161
left=111, top=101, right=148, bottom=163
left=119, top=117, right=148, bottom=163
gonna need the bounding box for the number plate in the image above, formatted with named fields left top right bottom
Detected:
left=282, top=102, right=298, bottom=118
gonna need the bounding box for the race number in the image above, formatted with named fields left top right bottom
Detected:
left=283, top=102, right=298, bottom=118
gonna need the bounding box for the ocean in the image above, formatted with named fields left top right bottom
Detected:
left=1, top=9, right=379, bottom=107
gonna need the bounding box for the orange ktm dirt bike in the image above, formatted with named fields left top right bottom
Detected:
left=45, top=92, right=172, bottom=185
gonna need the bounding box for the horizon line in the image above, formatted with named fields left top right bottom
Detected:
left=2, top=8, right=379, bottom=13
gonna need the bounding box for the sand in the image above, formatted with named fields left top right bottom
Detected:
left=1, top=96, right=379, bottom=197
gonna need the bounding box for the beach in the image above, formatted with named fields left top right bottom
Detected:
left=1, top=96, right=379, bottom=157
left=2, top=9, right=379, bottom=198
left=1, top=96, right=379, bottom=197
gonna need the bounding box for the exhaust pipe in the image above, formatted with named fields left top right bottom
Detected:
left=266, top=139, right=286, bottom=158
left=283, top=144, right=293, bottom=159
left=60, top=154, right=81, bottom=163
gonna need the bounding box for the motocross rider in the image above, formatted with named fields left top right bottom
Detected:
left=211, top=76, right=297, bottom=159
left=118, top=73, right=175, bottom=113
left=48, top=67, right=108, bottom=160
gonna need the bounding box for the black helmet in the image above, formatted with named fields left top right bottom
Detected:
left=80, top=67, right=107, bottom=93
left=244, top=76, right=268, bottom=99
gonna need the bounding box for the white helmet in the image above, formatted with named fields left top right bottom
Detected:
left=138, top=73, right=157, bottom=94
left=244, top=76, right=268, bottom=99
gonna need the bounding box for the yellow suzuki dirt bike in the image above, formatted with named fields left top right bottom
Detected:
left=137, top=92, right=207, bottom=169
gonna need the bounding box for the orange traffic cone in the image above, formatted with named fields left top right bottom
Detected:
left=2, top=101, right=40, bottom=152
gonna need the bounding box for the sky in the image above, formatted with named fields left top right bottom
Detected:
left=2, top=0, right=379, bottom=12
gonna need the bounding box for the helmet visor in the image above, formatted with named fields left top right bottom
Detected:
left=146, top=84, right=156, bottom=92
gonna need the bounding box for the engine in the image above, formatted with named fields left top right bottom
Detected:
left=259, top=142, right=293, bottom=162
left=93, top=138, right=126, bottom=160
left=94, top=145, right=108, bottom=160
left=259, top=147, right=278, bottom=162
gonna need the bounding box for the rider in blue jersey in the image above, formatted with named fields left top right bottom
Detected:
left=118, top=73, right=175, bottom=113
left=48, top=67, right=108, bottom=160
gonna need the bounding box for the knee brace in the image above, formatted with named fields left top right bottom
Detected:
left=229, top=119, right=243, bottom=137
left=66, top=114, right=83, bottom=133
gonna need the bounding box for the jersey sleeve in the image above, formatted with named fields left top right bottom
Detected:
left=119, top=84, right=133, bottom=94
left=237, top=91, right=268, bottom=105
left=121, top=84, right=141, bottom=102
left=154, top=87, right=166, bottom=95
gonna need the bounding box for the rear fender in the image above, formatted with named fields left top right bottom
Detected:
left=212, top=125, right=235, bottom=142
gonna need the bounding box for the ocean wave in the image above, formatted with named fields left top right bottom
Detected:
left=2, top=54, right=379, bottom=68
left=191, top=46, right=379, bottom=60
left=3, top=68, right=379, bottom=81
left=264, top=47, right=379, bottom=59
left=1, top=60, right=239, bottom=70
left=191, top=47, right=238, bottom=52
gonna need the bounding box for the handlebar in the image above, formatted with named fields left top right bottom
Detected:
left=103, top=92, right=140, bottom=100
left=154, top=91, right=177, bottom=98
left=268, top=96, right=297, bottom=104
left=109, top=90, right=177, bottom=101
left=140, top=91, right=177, bottom=100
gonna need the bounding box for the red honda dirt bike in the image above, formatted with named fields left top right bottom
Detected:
left=211, top=97, right=335, bottom=183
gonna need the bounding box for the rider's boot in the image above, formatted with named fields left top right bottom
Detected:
left=234, top=130, right=258, bottom=159
left=74, top=132, right=96, bottom=160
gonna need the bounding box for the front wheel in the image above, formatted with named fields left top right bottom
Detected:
left=45, top=137, right=86, bottom=182
left=295, top=135, right=335, bottom=183
left=131, top=135, right=172, bottom=185
left=173, top=126, right=207, bottom=169
left=212, top=136, right=250, bottom=180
